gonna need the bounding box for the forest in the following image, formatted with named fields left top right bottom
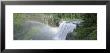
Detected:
left=14, top=13, right=97, bottom=40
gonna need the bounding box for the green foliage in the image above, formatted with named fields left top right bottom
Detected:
left=13, top=13, right=25, bottom=34
left=51, top=13, right=82, bottom=27
left=86, top=30, right=97, bottom=40
left=81, top=13, right=97, bottom=27
left=14, top=13, right=97, bottom=40
left=66, top=13, right=97, bottom=40
left=14, top=13, right=25, bottom=25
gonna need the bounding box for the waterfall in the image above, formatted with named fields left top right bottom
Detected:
left=15, top=20, right=78, bottom=40
left=53, top=21, right=77, bottom=40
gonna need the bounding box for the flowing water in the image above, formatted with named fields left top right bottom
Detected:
left=53, top=21, right=77, bottom=40
left=15, top=20, right=78, bottom=40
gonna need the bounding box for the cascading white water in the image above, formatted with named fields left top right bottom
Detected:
left=16, top=20, right=78, bottom=40
left=53, top=21, right=77, bottom=40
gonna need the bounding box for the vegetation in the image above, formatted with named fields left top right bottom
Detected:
left=66, top=13, right=97, bottom=40
left=14, top=13, right=97, bottom=40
